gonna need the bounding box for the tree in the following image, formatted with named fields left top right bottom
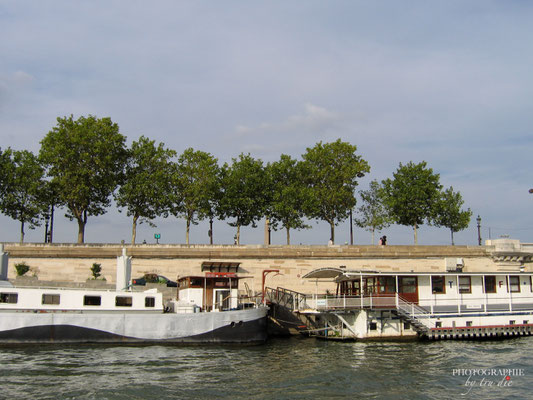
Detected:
left=0, top=149, right=47, bottom=243
left=381, top=161, right=442, bottom=244
left=115, top=136, right=176, bottom=244
left=301, top=139, right=370, bottom=244
left=39, top=115, right=128, bottom=243
left=354, top=180, right=392, bottom=244
left=0, top=147, right=13, bottom=198
left=267, top=154, right=309, bottom=245
left=432, top=186, right=472, bottom=245
left=218, top=153, right=268, bottom=245
left=171, top=148, right=220, bottom=245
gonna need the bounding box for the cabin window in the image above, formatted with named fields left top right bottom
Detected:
left=484, top=276, right=496, bottom=293
left=458, top=276, right=471, bottom=294
left=364, top=277, right=377, bottom=295
left=378, top=277, right=396, bottom=294
left=42, top=294, right=60, bottom=305
left=431, top=276, right=446, bottom=294
left=435, top=321, right=442, bottom=328
left=369, top=322, right=377, bottom=330
left=404, top=322, right=411, bottom=330
left=84, top=295, right=102, bottom=306
left=115, top=296, right=132, bottom=307
left=509, top=276, right=520, bottom=293
left=466, top=321, right=472, bottom=327
left=0, top=293, right=18, bottom=304
left=145, top=297, right=155, bottom=307
left=398, top=277, right=417, bottom=293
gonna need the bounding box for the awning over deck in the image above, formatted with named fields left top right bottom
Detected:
left=302, top=267, right=346, bottom=279
left=201, top=261, right=240, bottom=273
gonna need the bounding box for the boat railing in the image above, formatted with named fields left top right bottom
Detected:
left=302, top=294, right=397, bottom=311
left=418, top=295, right=533, bottom=315
left=265, top=287, right=310, bottom=311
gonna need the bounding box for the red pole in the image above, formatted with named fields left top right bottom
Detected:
left=262, top=269, right=280, bottom=304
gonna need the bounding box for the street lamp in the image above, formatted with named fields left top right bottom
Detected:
left=476, top=215, right=482, bottom=246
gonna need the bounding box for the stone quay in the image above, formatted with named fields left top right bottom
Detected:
left=2, top=238, right=532, bottom=296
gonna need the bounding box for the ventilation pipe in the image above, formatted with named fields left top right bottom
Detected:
left=0, top=244, right=8, bottom=281
left=116, top=247, right=132, bottom=291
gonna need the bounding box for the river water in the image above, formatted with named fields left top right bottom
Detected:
left=1, top=336, right=532, bottom=399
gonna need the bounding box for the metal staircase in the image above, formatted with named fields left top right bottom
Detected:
left=395, top=295, right=433, bottom=335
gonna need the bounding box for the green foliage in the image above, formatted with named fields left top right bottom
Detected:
left=171, top=148, right=220, bottom=244
left=218, top=153, right=268, bottom=244
left=267, top=154, right=309, bottom=244
left=90, top=263, right=102, bottom=279
left=0, top=149, right=47, bottom=243
left=39, top=115, right=128, bottom=243
left=381, top=161, right=442, bottom=244
left=432, top=186, right=472, bottom=245
left=115, top=136, right=176, bottom=244
left=15, top=262, right=30, bottom=277
left=301, top=139, right=370, bottom=243
left=354, top=180, right=392, bottom=244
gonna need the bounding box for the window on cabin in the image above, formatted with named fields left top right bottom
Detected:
left=458, top=276, right=471, bottom=294
left=42, top=294, right=60, bottom=305
left=431, top=276, right=446, bottom=294
left=398, top=277, right=417, bottom=294
left=484, top=276, right=496, bottom=293
left=369, top=322, right=377, bottom=330
left=84, top=295, right=101, bottom=306
left=145, top=297, right=155, bottom=307
left=509, top=276, right=520, bottom=293
left=378, top=277, right=396, bottom=293
left=0, top=293, right=18, bottom=303
left=115, top=296, right=132, bottom=307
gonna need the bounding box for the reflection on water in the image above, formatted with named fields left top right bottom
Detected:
left=1, top=337, right=532, bottom=399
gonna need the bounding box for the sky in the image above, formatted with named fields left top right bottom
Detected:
left=1, top=0, right=533, bottom=246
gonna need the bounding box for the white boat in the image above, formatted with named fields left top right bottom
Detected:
left=267, top=267, right=533, bottom=340
left=0, top=247, right=268, bottom=344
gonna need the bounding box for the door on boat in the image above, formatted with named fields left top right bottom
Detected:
left=398, top=276, right=419, bottom=304
left=214, top=289, right=231, bottom=311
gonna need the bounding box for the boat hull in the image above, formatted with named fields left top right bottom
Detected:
left=0, top=307, right=268, bottom=344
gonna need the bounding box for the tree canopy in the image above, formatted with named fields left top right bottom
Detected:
left=39, top=115, right=128, bottom=243
left=0, top=149, right=46, bottom=243
left=171, top=148, right=220, bottom=245
left=381, top=161, right=442, bottom=244
left=354, top=180, right=392, bottom=244
left=115, top=136, right=176, bottom=244
left=267, top=154, right=309, bottom=245
left=218, top=153, right=268, bottom=245
left=301, top=139, right=370, bottom=244
left=432, top=186, right=472, bottom=245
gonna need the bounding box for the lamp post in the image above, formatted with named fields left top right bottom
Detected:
left=476, top=215, right=482, bottom=246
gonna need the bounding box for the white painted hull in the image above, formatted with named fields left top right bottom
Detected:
left=0, top=307, right=268, bottom=344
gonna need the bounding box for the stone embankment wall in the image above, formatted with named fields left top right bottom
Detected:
left=2, top=241, right=530, bottom=295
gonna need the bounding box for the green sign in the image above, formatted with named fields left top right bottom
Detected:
left=154, top=234, right=161, bottom=239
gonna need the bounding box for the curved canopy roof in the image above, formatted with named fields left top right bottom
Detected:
left=302, top=267, right=346, bottom=279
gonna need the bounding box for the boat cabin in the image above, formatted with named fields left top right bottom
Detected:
left=177, top=272, right=243, bottom=311
left=0, top=286, right=164, bottom=312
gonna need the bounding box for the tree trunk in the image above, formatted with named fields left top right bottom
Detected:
left=371, top=228, right=375, bottom=245
left=236, top=224, right=240, bottom=245
left=330, top=222, right=335, bottom=244
left=186, top=218, right=190, bottom=245
left=209, top=218, right=213, bottom=245
left=20, top=220, right=25, bottom=244
left=76, top=210, right=87, bottom=244
left=451, top=229, right=455, bottom=246
left=49, top=204, right=55, bottom=243
left=413, top=223, right=418, bottom=245
left=131, top=214, right=138, bottom=244
left=286, top=226, right=291, bottom=245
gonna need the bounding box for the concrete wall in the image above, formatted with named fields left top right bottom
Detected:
left=3, top=241, right=531, bottom=295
